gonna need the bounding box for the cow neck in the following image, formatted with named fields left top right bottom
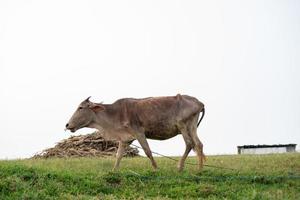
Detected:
left=93, top=104, right=117, bottom=130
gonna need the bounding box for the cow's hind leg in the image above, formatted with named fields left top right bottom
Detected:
left=178, top=127, right=193, bottom=172
left=189, top=125, right=205, bottom=170
left=135, top=133, right=158, bottom=170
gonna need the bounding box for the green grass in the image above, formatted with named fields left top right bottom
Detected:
left=0, top=153, right=299, bottom=199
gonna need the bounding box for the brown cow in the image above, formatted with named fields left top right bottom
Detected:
left=65, top=94, right=205, bottom=171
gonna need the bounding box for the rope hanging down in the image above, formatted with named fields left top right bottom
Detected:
left=130, top=144, right=237, bottom=171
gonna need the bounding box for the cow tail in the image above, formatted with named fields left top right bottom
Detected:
left=197, top=107, right=205, bottom=127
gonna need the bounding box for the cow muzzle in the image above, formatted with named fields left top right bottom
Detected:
left=65, top=123, right=76, bottom=133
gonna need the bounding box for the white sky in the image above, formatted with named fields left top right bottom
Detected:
left=0, top=0, right=299, bottom=159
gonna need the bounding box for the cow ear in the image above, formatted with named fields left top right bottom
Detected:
left=89, top=104, right=105, bottom=112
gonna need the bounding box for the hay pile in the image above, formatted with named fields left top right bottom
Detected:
left=33, top=132, right=139, bottom=158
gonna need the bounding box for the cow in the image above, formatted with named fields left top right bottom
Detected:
left=65, top=94, right=205, bottom=171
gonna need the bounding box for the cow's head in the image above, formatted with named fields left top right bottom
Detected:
left=65, top=97, right=105, bottom=132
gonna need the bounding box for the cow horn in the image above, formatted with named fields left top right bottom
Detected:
left=85, top=96, right=91, bottom=102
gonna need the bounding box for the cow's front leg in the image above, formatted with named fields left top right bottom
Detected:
left=113, top=141, right=125, bottom=171
left=135, top=133, right=158, bottom=170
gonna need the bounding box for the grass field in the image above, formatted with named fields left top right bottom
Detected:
left=0, top=153, right=299, bottom=199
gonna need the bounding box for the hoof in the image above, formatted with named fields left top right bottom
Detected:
left=112, top=167, right=119, bottom=171
left=177, top=164, right=184, bottom=172
left=153, top=167, right=158, bottom=172
left=198, top=165, right=203, bottom=171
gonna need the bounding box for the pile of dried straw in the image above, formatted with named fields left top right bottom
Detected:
left=33, top=132, right=139, bottom=158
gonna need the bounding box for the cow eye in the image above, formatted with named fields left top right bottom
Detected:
left=79, top=107, right=83, bottom=110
